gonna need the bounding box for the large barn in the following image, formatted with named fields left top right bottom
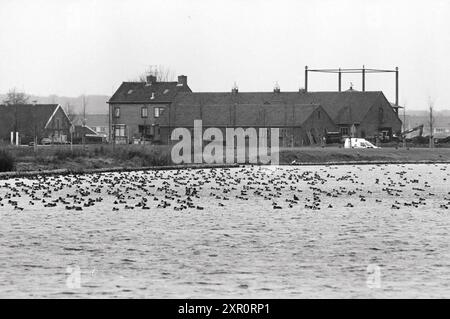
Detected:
left=0, top=104, right=72, bottom=145
left=152, top=89, right=402, bottom=145
left=154, top=91, right=337, bottom=146
left=108, top=76, right=402, bottom=145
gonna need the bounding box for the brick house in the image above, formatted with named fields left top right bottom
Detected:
left=72, top=114, right=109, bottom=143
left=107, top=75, right=192, bottom=144
left=73, top=114, right=109, bottom=139
left=0, top=104, right=72, bottom=145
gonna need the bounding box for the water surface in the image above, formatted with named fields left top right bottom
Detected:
left=0, top=164, right=449, bottom=298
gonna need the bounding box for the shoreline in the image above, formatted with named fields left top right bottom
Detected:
left=3, top=146, right=450, bottom=178
left=1, top=160, right=450, bottom=179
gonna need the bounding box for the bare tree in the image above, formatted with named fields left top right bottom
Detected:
left=81, top=95, right=89, bottom=149
left=65, top=102, right=79, bottom=123
left=134, top=65, right=176, bottom=82
left=3, top=88, right=29, bottom=105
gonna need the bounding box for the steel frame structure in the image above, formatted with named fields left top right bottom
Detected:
left=304, top=66, right=399, bottom=108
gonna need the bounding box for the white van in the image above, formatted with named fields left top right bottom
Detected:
left=344, top=138, right=379, bottom=149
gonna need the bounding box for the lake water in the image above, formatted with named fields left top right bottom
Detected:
left=0, top=164, right=449, bottom=298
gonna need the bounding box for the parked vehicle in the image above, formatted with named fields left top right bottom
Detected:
left=344, top=138, right=379, bottom=149
left=41, top=138, right=52, bottom=145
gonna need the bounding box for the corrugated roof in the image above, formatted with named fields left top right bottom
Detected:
left=108, top=81, right=192, bottom=104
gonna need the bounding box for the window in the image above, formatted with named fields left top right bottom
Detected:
left=340, top=127, right=350, bottom=136
left=318, top=111, right=321, bottom=119
left=114, top=107, right=120, bottom=118
left=114, top=124, right=126, bottom=137
left=139, top=125, right=152, bottom=137
left=141, top=107, right=148, bottom=118
left=154, top=107, right=161, bottom=118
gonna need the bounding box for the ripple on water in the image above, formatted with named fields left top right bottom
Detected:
left=0, top=164, right=449, bottom=298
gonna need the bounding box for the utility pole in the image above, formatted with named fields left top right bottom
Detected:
left=82, top=95, right=86, bottom=151
left=14, top=103, right=18, bottom=146
left=304, top=66, right=308, bottom=92
left=402, top=104, right=406, bottom=148
left=429, top=99, right=434, bottom=149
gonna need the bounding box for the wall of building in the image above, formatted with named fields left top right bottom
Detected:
left=157, top=104, right=336, bottom=147
left=360, top=95, right=402, bottom=139
left=110, top=103, right=169, bottom=143
left=44, top=107, right=72, bottom=143
left=0, top=106, right=71, bottom=145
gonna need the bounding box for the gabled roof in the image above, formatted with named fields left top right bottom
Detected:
left=0, top=104, right=60, bottom=127
left=171, top=91, right=384, bottom=125
left=74, top=124, right=98, bottom=135
left=72, top=114, right=108, bottom=126
left=0, top=104, right=69, bottom=139
left=108, top=81, right=192, bottom=104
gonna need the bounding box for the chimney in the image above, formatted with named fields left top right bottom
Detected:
left=177, top=75, right=187, bottom=86
left=231, top=82, right=238, bottom=93
left=146, top=75, right=157, bottom=85
left=273, top=81, right=280, bottom=93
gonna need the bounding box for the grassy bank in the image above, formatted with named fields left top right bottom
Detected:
left=2, top=144, right=171, bottom=172
left=279, top=147, right=450, bottom=164
left=1, top=144, right=450, bottom=173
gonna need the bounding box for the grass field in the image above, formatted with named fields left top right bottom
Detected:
left=279, top=146, right=450, bottom=164
left=1, top=143, right=450, bottom=173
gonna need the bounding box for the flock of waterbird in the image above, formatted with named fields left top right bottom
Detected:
left=0, top=164, right=449, bottom=213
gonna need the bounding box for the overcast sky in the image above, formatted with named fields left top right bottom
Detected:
left=0, top=0, right=449, bottom=110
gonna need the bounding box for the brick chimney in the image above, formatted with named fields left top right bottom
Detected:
left=146, top=75, right=157, bottom=84
left=231, top=82, right=238, bottom=93
left=177, top=75, right=187, bottom=86
left=273, top=81, right=280, bottom=93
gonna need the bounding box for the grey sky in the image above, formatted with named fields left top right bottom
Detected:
left=0, top=0, right=449, bottom=110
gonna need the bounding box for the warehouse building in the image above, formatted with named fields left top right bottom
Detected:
left=108, top=76, right=402, bottom=145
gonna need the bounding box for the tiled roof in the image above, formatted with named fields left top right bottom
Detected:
left=161, top=101, right=324, bottom=127
left=108, top=81, right=192, bottom=104
left=169, top=91, right=385, bottom=125
left=72, top=114, right=109, bottom=126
